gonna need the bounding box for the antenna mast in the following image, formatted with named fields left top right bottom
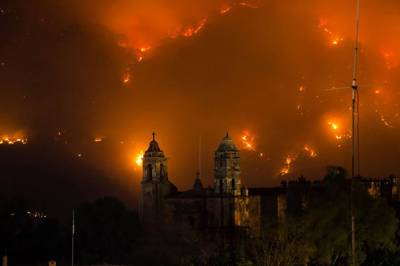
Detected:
left=351, top=0, right=360, bottom=265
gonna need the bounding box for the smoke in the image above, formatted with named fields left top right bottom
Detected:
left=1, top=0, right=400, bottom=207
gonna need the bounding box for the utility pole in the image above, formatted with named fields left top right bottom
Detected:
left=72, top=209, right=75, bottom=266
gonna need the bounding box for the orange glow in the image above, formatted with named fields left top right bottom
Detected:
left=318, top=19, right=344, bottom=47
left=375, top=110, right=395, bottom=128
left=327, top=119, right=351, bottom=143
left=220, top=6, right=232, bottom=14
left=328, top=121, right=339, bottom=131
left=122, top=70, right=131, bottom=84
left=0, top=131, right=28, bottom=145
left=382, top=50, right=399, bottom=70
left=94, top=137, right=103, bottom=142
left=182, top=18, right=207, bottom=37
left=280, top=153, right=298, bottom=176
left=135, top=150, right=144, bottom=167
left=135, top=45, right=152, bottom=62
left=240, top=130, right=256, bottom=151
left=238, top=2, right=259, bottom=9
left=374, top=89, right=381, bottom=95
left=303, top=145, right=317, bottom=158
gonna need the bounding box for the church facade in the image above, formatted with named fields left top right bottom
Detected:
left=139, top=133, right=400, bottom=235
left=139, top=133, right=287, bottom=235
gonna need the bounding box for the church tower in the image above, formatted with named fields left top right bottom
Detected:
left=139, top=133, right=176, bottom=225
left=214, top=133, right=242, bottom=195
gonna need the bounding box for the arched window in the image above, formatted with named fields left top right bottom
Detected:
left=147, top=164, right=152, bottom=178
left=160, top=164, right=165, bottom=178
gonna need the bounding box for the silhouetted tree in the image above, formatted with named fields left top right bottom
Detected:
left=75, top=196, right=141, bottom=265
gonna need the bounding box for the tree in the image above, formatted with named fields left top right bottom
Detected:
left=249, top=167, right=398, bottom=265
left=302, top=167, right=398, bottom=264
left=75, top=196, right=141, bottom=264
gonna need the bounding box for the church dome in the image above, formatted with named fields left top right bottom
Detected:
left=144, top=132, right=163, bottom=155
left=216, top=132, right=239, bottom=152
left=146, top=140, right=161, bottom=153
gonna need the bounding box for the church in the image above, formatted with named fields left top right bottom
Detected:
left=139, top=133, right=400, bottom=236
left=138, top=132, right=291, bottom=235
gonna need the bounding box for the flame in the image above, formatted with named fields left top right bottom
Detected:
left=122, top=70, right=131, bottom=84
left=318, top=19, right=344, bottom=47
left=240, top=130, right=256, bottom=151
left=94, top=137, right=103, bottom=142
left=238, top=2, right=259, bottom=8
left=0, top=131, right=28, bottom=145
left=135, top=150, right=144, bottom=167
left=220, top=6, right=232, bottom=14
left=375, top=110, right=395, bottom=128
left=182, top=18, right=207, bottom=37
left=135, top=45, right=152, bottom=62
left=303, top=145, right=317, bottom=158
left=327, top=120, right=351, bottom=143
left=280, top=153, right=298, bottom=176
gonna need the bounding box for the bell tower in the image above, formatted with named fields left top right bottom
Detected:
left=139, top=133, right=176, bottom=225
left=214, top=133, right=242, bottom=195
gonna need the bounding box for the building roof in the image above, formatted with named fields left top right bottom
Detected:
left=216, top=132, right=239, bottom=152
left=144, top=132, right=164, bottom=156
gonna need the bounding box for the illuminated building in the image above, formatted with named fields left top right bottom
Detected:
left=139, top=133, right=288, bottom=235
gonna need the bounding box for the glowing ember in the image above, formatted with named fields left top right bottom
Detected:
left=122, top=70, right=131, bottom=84
left=318, top=19, right=344, bottom=47
left=182, top=18, right=207, bottom=37
left=135, top=150, right=144, bottom=167
left=240, top=130, right=256, bottom=151
left=0, top=132, right=28, bottom=145
left=375, top=110, right=395, bottom=128
left=279, top=154, right=298, bottom=176
left=94, top=137, right=103, bottom=142
left=135, top=45, right=152, bottom=62
left=327, top=120, right=351, bottom=143
left=220, top=6, right=232, bottom=14
left=303, top=145, right=317, bottom=158
left=238, top=2, right=259, bottom=8
left=328, top=121, right=339, bottom=131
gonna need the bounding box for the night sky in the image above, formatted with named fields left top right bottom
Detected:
left=1, top=0, right=400, bottom=213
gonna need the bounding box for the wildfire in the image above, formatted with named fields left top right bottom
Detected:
left=182, top=18, right=207, bottom=38
left=0, top=132, right=28, bottom=145
left=303, top=145, right=317, bottom=158
left=122, top=70, right=131, bottom=84
left=240, top=130, right=256, bottom=151
left=220, top=6, right=232, bottom=14
left=135, top=150, right=144, bottom=167
left=318, top=19, right=344, bottom=47
left=238, top=2, right=259, bottom=8
left=136, top=45, right=152, bottom=62
left=327, top=120, right=351, bottom=143
left=279, top=154, right=298, bottom=176
left=94, top=137, right=103, bottom=143
left=375, top=110, right=395, bottom=128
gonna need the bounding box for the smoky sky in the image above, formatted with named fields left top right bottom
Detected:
left=1, top=0, right=400, bottom=206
